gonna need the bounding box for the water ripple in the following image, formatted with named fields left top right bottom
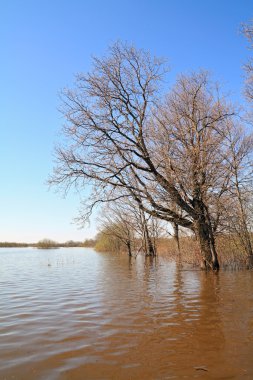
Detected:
left=1, top=248, right=253, bottom=379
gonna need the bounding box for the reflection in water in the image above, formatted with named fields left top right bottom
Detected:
left=0, top=248, right=253, bottom=379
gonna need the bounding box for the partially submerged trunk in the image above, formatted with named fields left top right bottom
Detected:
left=173, top=222, right=180, bottom=252
left=241, top=225, right=253, bottom=268
left=140, top=209, right=156, bottom=257
left=143, top=222, right=156, bottom=256
left=196, top=220, right=219, bottom=270
left=126, top=241, right=132, bottom=257
left=246, top=254, right=253, bottom=269
left=194, top=200, right=220, bottom=270
left=173, top=222, right=181, bottom=264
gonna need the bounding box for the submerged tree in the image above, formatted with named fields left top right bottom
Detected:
left=50, top=42, right=248, bottom=270
left=98, top=200, right=166, bottom=257
left=97, top=204, right=135, bottom=256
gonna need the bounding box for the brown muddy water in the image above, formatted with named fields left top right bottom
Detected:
left=1, top=248, right=253, bottom=380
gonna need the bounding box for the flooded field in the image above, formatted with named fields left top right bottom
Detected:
left=1, top=247, right=253, bottom=379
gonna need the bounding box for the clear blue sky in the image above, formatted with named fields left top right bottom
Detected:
left=0, top=0, right=252, bottom=243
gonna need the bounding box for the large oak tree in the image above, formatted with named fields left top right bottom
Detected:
left=51, top=42, right=242, bottom=270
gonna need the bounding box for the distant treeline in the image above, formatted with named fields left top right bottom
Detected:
left=0, top=238, right=97, bottom=249
left=0, top=242, right=31, bottom=248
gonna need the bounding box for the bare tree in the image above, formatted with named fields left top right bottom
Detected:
left=98, top=199, right=166, bottom=257
left=222, top=122, right=253, bottom=263
left=242, top=20, right=253, bottom=102
left=150, top=71, right=237, bottom=269
left=98, top=208, right=135, bottom=256
left=50, top=43, right=238, bottom=270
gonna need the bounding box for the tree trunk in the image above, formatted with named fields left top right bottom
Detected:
left=126, top=241, right=132, bottom=257
left=140, top=209, right=156, bottom=257
left=173, top=221, right=181, bottom=264
left=144, top=223, right=156, bottom=256
left=246, top=254, right=253, bottom=269
left=196, top=220, right=219, bottom=270
left=244, top=232, right=253, bottom=257
left=173, top=222, right=180, bottom=251
left=207, top=223, right=220, bottom=270
left=194, top=200, right=219, bottom=270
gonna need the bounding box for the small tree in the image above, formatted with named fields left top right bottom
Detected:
left=95, top=221, right=133, bottom=255
left=97, top=204, right=135, bottom=256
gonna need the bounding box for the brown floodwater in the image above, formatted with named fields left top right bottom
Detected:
left=1, top=248, right=253, bottom=379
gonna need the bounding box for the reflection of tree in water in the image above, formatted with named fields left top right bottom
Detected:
left=215, top=271, right=253, bottom=378
left=162, top=269, right=253, bottom=378
left=183, top=272, right=226, bottom=374
left=78, top=253, right=253, bottom=379
left=139, top=266, right=227, bottom=378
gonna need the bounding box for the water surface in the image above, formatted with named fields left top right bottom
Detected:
left=1, top=248, right=253, bottom=379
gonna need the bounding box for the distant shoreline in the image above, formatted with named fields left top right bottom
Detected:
left=0, top=239, right=96, bottom=249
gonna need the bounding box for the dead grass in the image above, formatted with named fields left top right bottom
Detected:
left=156, top=235, right=249, bottom=269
